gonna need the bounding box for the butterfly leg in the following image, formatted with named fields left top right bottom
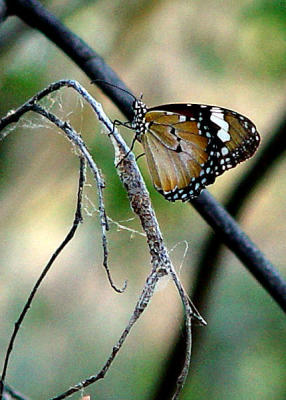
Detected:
left=136, top=152, right=145, bottom=162
left=110, top=119, right=122, bottom=136
left=115, top=132, right=139, bottom=168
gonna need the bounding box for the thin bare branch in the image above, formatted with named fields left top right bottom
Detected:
left=5, top=0, right=134, bottom=120
left=49, top=269, right=194, bottom=400
left=2, top=383, right=30, bottom=400
left=32, top=102, right=125, bottom=293
left=0, top=157, right=86, bottom=399
left=1, top=81, right=204, bottom=399
left=84, top=196, right=146, bottom=237
left=49, top=267, right=160, bottom=400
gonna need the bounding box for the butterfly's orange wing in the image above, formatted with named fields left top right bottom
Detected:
left=139, top=104, right=260, bottom=201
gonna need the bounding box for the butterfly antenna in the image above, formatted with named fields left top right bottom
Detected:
left=91, top=79, right=137, bottom=102
left=92, top=80, right=142, bottom=167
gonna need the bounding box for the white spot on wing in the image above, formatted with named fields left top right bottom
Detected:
left=221, top=147, right=229, bottom=155
left=210, top=113, right=230, bottom=142
left=217, top=128, right=231, bottom=142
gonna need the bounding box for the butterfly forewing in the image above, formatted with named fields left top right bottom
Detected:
left=142, top=132, right=181, bottom=192
left=134, top=101, right=260, bottom=202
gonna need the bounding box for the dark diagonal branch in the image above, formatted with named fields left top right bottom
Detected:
left=191, top=190, right=286, bottom=312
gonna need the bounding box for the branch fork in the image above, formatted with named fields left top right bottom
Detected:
left=0, top=80, right=205, bottom=400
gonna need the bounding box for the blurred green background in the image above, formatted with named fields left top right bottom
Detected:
left=0, top=0, right=285, bottom=399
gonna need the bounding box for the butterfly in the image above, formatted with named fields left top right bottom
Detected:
left=130, top=99, right=260, bottom=202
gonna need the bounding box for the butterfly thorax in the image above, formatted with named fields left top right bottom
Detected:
left=132, top=99, right=148, bottom=141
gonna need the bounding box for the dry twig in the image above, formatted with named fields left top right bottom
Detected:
left=0, top=80, right=206, bottom=400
